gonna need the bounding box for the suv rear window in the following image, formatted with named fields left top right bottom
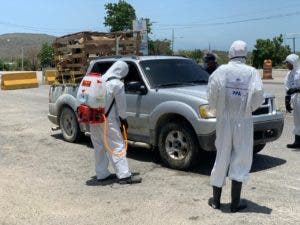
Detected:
left=90, top=62, right=114, bottom=75
left=140, top=59, right=209, bottom=88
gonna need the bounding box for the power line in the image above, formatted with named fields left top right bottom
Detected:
left=152, top=10, right=300, bottom=31
left=0, top=21, right=63, bottom=33
left=284, top=33, right=300, bottom=53
left=156, top=2, right=300, bottom=27
left=0, top=20, right=106, bottom=34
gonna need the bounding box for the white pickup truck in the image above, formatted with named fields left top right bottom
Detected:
left=48, top=55, right=284, bottom=169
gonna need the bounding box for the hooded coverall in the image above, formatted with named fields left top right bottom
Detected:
left=90, top=61, right=131, bottom=180
left=208, top=40, right=264, bottom=187
left=284, top=54, right=300, bottom=136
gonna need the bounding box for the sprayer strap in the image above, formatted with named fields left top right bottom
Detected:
left=105, top=98, right=115, bottom=117
left=104, top=76, right=119, bottom=117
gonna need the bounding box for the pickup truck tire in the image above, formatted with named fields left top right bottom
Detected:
left=253, top=144, right=266, bottom=154
left=158, top=122, right=198, bottom=170
left=60, top=107, right=81, bottom=143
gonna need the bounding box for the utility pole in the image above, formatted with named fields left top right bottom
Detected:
left=285, top=33, right=300, bottom=53
left=293, top=37, right=296, bottom=53
left=171, top=28, right=183, bottom=53
left=285, top=37, right=296, bottom=53
left=21, top=47, right=24, bottom=71
left=172, top=28, right=174, bottom=53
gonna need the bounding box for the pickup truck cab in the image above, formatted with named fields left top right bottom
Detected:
left=48, top=55, right=284, bottom=169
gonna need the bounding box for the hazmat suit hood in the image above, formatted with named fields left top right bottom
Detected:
left=284, top=54, right=300, bottom=137
left=102, top=60, right=129, bottom=81
left=228, top=40, right=248, bottom=60
left=284, top=54, right=300, bottom=70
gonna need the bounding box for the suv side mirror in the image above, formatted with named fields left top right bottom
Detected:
left=126, top=81, right=147, bottom=95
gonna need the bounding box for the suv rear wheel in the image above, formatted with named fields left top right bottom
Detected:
left=158, top=122, right=198, bottom=170
left=60, top=107, right=81, bottom=142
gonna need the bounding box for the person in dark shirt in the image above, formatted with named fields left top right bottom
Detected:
left=203, top=53, right=218, bottom=75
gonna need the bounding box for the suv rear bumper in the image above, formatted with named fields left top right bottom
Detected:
left=198, top=116, right=284, bottom=151
left=48, top=114, right=58, bottom=125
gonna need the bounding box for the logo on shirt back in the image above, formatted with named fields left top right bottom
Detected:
left=232, top=90, right=241, bottom=96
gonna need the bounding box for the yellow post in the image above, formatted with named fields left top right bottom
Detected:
left=263, top=59, right=272, bottom=79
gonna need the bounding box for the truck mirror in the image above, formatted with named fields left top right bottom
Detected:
left=126, top=81, right=147, bottom=95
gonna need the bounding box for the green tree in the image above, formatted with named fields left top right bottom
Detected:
left=177, top=49, right=203, bottom=62
left=15, top=58, right=31, bottom=71
left=38, top=43, right=54, bottom=68
left=0, top=59, right=4, bottom=70
left=252, top=34, right=291, bottom=68
left=104, top=0, right=136, bottom=32
left=149, top=39, right=173, bottom=55
left=3, top=62, right=11, bottom=71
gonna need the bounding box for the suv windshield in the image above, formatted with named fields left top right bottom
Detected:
left=140, top=59, right=209, bottom=88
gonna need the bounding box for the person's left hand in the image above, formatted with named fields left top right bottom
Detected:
left=119, top=117, right=128, bottom=131
left=285, top=95, right=293, bottom=113
left=287, top=88, right=300, bottom=95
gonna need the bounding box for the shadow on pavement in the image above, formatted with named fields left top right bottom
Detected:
left=250, top=154, right=286, bottom=173
left=126, top=147, right=162, bottom=164
left=190, top=151, right=216, bottom=176
left=126, top=148, right=216, bottom=175
left=220, top=199, right=272, bottom=214
left=127, top=149, right=287, bottom=176
left=51, top=133, right=286, bottom=175
left=51, top=133, right=65, bottom=141
left=51, top=133, right=93, bottom=148
left=190, top=152, right=287, bottom=175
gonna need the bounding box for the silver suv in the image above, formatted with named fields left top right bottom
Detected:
left=48, top=55, right=284, bottom=169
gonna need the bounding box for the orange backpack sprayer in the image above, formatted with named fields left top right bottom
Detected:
left=76, top=72, right=128, bottom=157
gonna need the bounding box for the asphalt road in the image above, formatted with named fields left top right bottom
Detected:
left=0, top=83, right=299, bottom=225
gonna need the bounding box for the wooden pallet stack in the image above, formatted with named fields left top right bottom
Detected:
left=53, top=31, right=141, bottom=84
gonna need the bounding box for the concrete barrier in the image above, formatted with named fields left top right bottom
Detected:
left=1, top=72, right=39, bottom=90
left=44, top=70, right=57, bottom=85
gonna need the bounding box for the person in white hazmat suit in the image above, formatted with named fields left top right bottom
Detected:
left=90, top=61, right=142, bottom=184
left=207, top=40, right=264, bottom=212
left=284, top=54, right=300, bottom=148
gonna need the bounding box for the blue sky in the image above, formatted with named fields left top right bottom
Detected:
left=1, top=0, right=300, bottom=51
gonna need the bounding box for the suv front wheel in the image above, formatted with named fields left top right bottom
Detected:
left=158, top=122, right=198, bottom=170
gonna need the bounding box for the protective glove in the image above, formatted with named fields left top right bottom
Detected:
left=287, top=88, right=300, bottom=95
left=285, top=95, right=293, bottom=113
left=119, top=117, right=128, bottom=131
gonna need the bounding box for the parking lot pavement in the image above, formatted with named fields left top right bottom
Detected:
left=0, top=85, right=299, bottom=225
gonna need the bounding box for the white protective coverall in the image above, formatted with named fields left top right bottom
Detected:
left=284, top=54, right=300, bottom=135
left=90, top=61, right=131, bottom=179
left=208, top=40, right=264, bottom=187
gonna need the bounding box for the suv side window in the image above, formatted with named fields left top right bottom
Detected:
left=90, top=62, right=114, bottom=75
left=124, top=61, right=145, bottom=94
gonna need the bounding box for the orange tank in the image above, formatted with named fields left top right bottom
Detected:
left=263, top=59, right=272, bottom=79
